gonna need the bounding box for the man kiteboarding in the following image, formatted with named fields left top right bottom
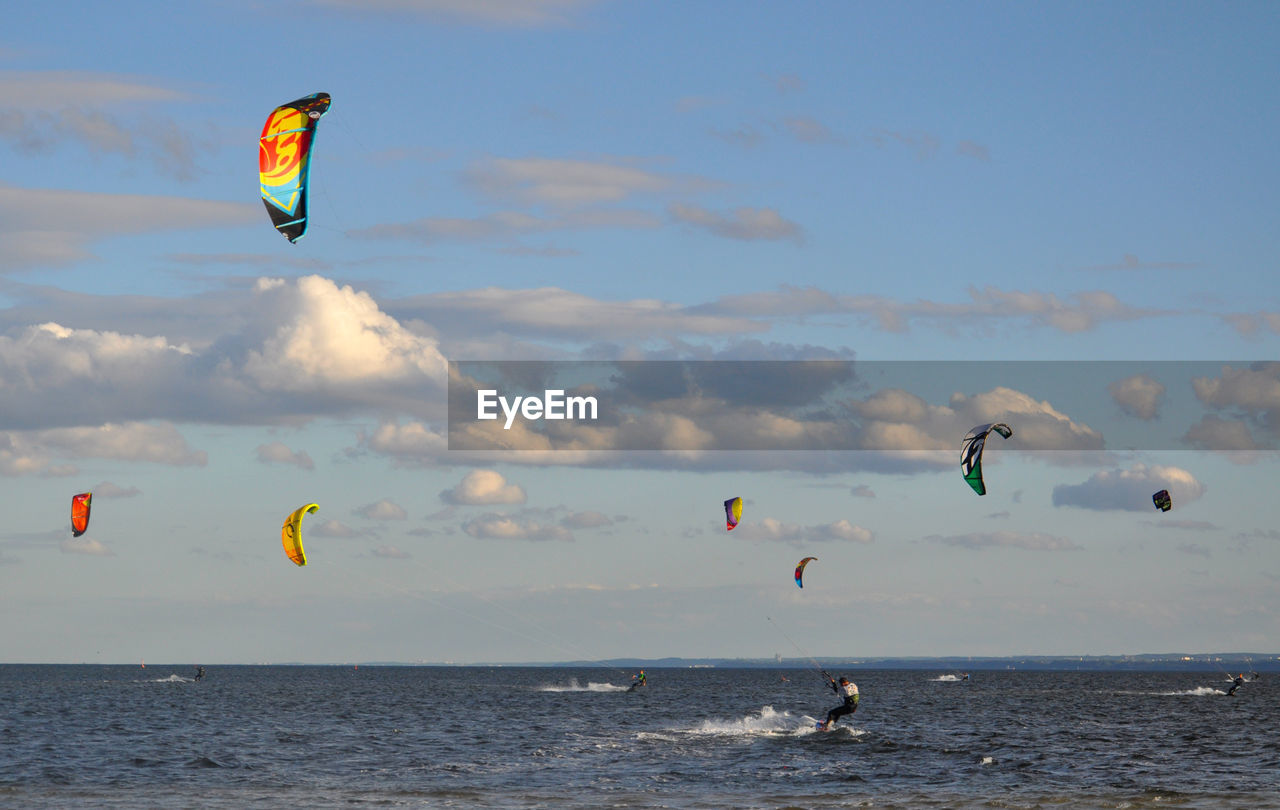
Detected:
left=627, top=669, right=646, bottom=692
left=817, top=676, right=859, bottom=730
left=1227, top=673, right=1246, bottom=696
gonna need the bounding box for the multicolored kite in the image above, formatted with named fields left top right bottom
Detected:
left=794, top=556, right=816, bottom=588
left=281, top=503, right=319, bottom=566
left=259, top=92, right=331, bottom=243
left=1152, top=489, right=1172, bottom=512
left=724, top=497, right=742, bottom=531
left=70, top=492, right=92, bottom=537
left=961, top=423, right=1013, bottom=496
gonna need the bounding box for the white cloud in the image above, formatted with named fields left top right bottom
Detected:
left=0, top=422, right=206, bottom=475
left=1052, top=464, right=1205, bottom=512
left=734, top=517, right=873, bottom=545
left=355, top=500, right=408, bottom=521
left=244, top=275, right=447, bottom=392
left=441, top=469, right=527, bottom=505
left=371, top=545, right=411, bottom=559
left=1109, top=374, right=1166, bottom=420
left=462, top=512, right=574, bottom=542
left=389, top=286, right=764, bottom=341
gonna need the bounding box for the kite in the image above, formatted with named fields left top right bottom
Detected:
left=724, top=497, right=743, bottom=531
left=794, top=556, right=817, bottom=588
left=961, top=423, right=1013, bottom=496
left=281, top=503, right=319, bottom=566
left=70, top=492, right=92, bottom=537
left=259, top=92, right=331, bottom=243
left=1152, top=489, right=1172, bottom=512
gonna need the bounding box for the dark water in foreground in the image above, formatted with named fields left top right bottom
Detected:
left=0, top=665, right=1275, bottom=808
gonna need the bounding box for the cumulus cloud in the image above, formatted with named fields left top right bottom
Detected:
left=440, top=469, right=527, bottom=505
left=355, top=500, right=408, bottom=521
left=0, top=275, right=450, bottom=436
left=255, top=441, right=315, bottom=470
left=1052, top=464, right=1205, bottom=512
left=244, top=275, right=446, bottom=393
left=371, top=545, right=410, bottom=559
left=926, top=531, right=1079, bottom=551
left=1109, top=374, right=1166, bottom=420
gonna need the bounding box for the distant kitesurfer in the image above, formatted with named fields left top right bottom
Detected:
left=962, top=673, right=970, bottom=681
left=1227, top=673, right=1245, bottom=696
left=194, top=666, right=206, bottom=682
left=818, top=676, right=859, bottom=730
left=628, top=669, right=646, bottom=692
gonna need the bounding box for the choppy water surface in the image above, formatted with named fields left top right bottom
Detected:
left=0, top=665, right=1275, bottom=808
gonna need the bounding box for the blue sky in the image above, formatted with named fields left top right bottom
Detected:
left=1, top=0, right=1278, bottom=664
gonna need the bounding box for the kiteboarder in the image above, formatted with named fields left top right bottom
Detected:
left=818, top=676, right=859, bottom=730
left=194, top=666, right=206, bottom=682
left=1227, top=673, right=1245, bottom=696
left=627, top=669, right=646, bottom=691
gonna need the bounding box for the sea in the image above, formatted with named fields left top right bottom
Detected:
left=0, top=665, right=1275, bottom=809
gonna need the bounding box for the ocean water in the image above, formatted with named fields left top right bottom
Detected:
left=0, top=665, right=1275, bottom=808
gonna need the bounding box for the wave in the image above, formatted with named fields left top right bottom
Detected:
left=660, top=705, right=867, bottom=739
left=537, top=678, right=628, bottom=693
left=1154, top=687, right=1226, bottom=696
left=932, top=675, right=966, bottom=682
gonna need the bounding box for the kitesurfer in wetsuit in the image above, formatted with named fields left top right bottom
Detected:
left=627, top=669, right=646, bottom=691
left=194, top=666, right=206, bottom=682
left=818, top=676, right=859, bottom=730
left=1227, top=673, right=1245, bottom=696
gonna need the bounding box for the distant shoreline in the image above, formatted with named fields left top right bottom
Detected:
left=16, top=654, right=1276, bottom=671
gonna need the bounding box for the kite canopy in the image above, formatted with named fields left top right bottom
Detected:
left=281, top=503, right=319, bottom=566
left=259, top=92, right=331, bottom=243
left=1152, top=489, right=1172, bottom=512
left=70, top=492, right=92, bottom=537
left=724, top=497, right=742, bottom=531
left=794, top=556, right=816, bottom=588
left=961, top=423, right=1013, bottom=496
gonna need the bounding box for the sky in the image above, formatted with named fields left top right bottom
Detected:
left=2, top=0, right=1278, bottom=664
